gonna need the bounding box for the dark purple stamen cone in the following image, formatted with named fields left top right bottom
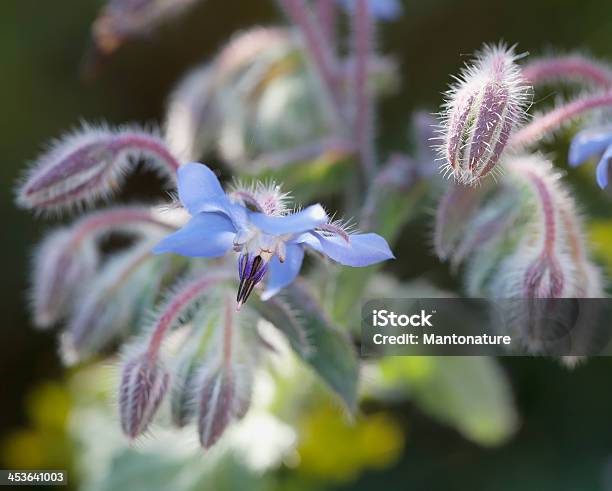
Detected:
left=119, top=354, right=169, bottom=439
left=236, top=254, right=268, bottom=306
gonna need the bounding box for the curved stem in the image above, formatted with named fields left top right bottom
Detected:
left=522, top=56, right=612, bottom=90
left=146, top=274, right=229, bottom=362
left=510, top=92, right=612, bottom=148
left=526, top=170, right=556, bottom=255
left=70, top=206, right=178, bottom=248
left=223, top=294, right=234, bottom=368
left=277, top=0, right=344, bottom=130
left=317, top=0, right=337, bottom=48
left=353, top=0, right=376, bottom=179
left=114, top=132, right=181, bottom=177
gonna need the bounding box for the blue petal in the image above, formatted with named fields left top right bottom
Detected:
left=338, top=0, right=403, bottom=21
left=568, top=127, right=612, bottom=167
left=596, top=145, right=612, bottom=189
left=178, top=162, right=250, bottom=231
left=178, top=163, right=227, bottom=213
left=261, top=245, right=305, bottom=300
left=300, top=232, right=394, bottom=267
left=249, top=204, right=328, bottom=236
left=153, top=212, right=236, bottom=258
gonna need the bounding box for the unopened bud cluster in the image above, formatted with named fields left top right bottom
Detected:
left=435, top=154, right=603, bottom=299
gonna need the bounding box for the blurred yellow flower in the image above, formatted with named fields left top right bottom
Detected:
left=1, top=381, right=72, bottom=471
left=296, top=404, right=403, bottom=482
left=590, top=221, right=612, bottom=275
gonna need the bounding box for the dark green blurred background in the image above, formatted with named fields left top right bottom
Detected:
left=1, top=0, right=612, bottom=489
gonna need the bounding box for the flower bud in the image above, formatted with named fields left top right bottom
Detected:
left=170, top=350, right=201, bottom=428
left=437, top=154, right=603, bottom=300
left=212, top=28, right=337, bottom=167
left=17, top=125, right=178, bottom=214
left=62, top=239, right=169, bottom=363
left=434, top=183, right=488, bottom=261
left=31, top=228, right=98, bottom=329
left=523, top=254, right=565, bottom=298
left=197, top=367, right=235, bottom=449
left=440, top=44, right=530, bottom=185
left=165, top=64, right=218, bottom=162
left=119, top=352, right=170, bottom=439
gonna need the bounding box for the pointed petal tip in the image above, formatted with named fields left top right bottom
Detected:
left=596, top=152, right=611, bottom=189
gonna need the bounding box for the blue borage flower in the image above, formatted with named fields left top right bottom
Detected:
left=337, top=0, right=403, bottom=21
left=569, top=126, right=612, bottom=189
left=154, top=163, right=394, bottom=306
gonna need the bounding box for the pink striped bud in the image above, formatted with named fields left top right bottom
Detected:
left=523, top=254, right=565, bottom=298
left=119, top=352, right=170, bottom=439
left=439, top=44, right=530, bottom=185
left=197, top=367, right=235, bottom=449
left=31, top=228, right=98, bottom=329
left=17, top=125, right=178, bottom=214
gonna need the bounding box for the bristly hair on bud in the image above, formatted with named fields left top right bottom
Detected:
left=495, top=155, right=604, bottom=299
left=30, top=206, right=179, bottom=330
left=16, top=124, right=179, bottom=215
left=164, top=64, right=218, bottom=163
left=229, top=179, right=292, bottom=216
left=196, top=296, right=255, bottom=449
left=31, top=228, right=98, bottom=329
left=437, top=43, right=531, bottom=185
left=119, top=351, right=170, bottom=439
left=436, top=153, right=604, bottom=300
left=61, top=238, right=167, bottom=364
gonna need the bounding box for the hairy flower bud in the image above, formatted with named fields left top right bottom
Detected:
left=17, top=125, right=178, bottom=214
left=170, top=349, right=201, bottom=428
left=169, top=308, right=222, bottom=428
left=197, top=367, right=234, bottom=449
left=439, top=44, right=530, bottom=185
left=31, top=228, right=98, bottom=329
left=62, top=239, right=169, bottom=364
left=436, top=154, right=603, bottom=300
left=165, top=65, right=218, bottom=162
left=209, top=26, right=344, bottom=167
left=119, top=352, right=170, bottom=439
left=195, top=364, right=256, bottom=450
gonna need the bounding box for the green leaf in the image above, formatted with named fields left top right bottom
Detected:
left=251, top=152, right=354, bottom=204
left=330, top=180, right=429, bottom=325
left=589, top=220, right=612, bottom=277
left=252, top=281, right=359, bottom=412
left=378, top=356, right=519, bottom=446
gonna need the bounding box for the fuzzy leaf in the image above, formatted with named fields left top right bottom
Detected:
left=331, top=176, right=429, bottom=325
left=256, top=280, right=359, bottom=411
left=378, top=356, right=518, bottom=446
